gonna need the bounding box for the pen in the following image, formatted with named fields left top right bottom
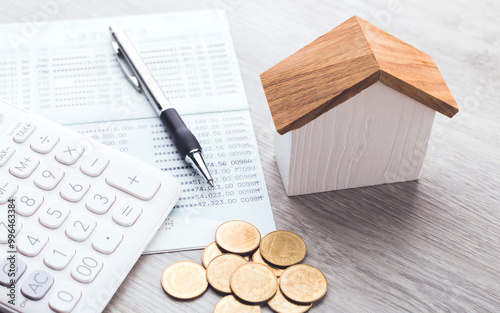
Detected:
left=109, top=24, right=214, bottom=187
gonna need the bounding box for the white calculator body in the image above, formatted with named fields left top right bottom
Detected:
left=0, top=100, right=180, bottom=313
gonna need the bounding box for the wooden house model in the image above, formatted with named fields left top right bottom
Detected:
left=260, top=16, right=459, bottom=196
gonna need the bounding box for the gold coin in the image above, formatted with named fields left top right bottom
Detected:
left=203, top=242, right=249, bottom=268
left=213, top=295, right=261, bottom=313
left=202, top=241, right=224, bottom=268
left=251, top=248, right=285, bottom=277
left=215, top=220, right=261, bottom=254
left=268, top=288, right=312, bottom=313
left=260, top=230, right=306, bottom=267
left=230, top=263, right=278, bottom=303
left=279, top=264, right=327, bottom=303
left=207, top=254, right=247, bottom=293
left=161, top=261, right=208, bottom=299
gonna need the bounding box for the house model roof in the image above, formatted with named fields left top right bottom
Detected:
left=261, top=16, right=459, bottom=135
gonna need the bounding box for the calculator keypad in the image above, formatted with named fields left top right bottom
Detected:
left=30, top=131, right=60, bottom=154
left=20, top=269, right=54, bottom=300
left=112, top=200, right=142, bottom=227
left=0, top=145, right=15, bottom=167
left=85, top=187, right=116, bottom=214
left=44, top=241, right=76, bottom=270
left=59, top=178, right=90, bottom=202
left=0, top=178, right=18, bottom=204
left=34, top=165, right=65, bottom=191
left=0, top=102, right=180, bottom=313
left=0, top=258, right=26, bottom=286
left=16, top=188, right=44, bottom=216
left=65, top=213, right=96, bottom=242
left=70, top=255, right=103, bottom=284
left=39, top=202, right=70, bottom=229
left=105, top=164, right=161, bottom=200
left=54, top=141, right=84, bottom=165
left=0, top=220, right=22, bottom=244
left=17, top=227, right=49, bottom=257
left=92, top=226, right=123, bottom=254
left=12, top=122, right=35, bottom=143
left=80, top=153, right=109, bottom=177
left=48, top=282, right=82, bottom=313
left=9, top=155, right=40, bottom=178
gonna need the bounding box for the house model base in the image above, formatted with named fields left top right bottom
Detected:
left=261, top=16, right=458, bottom=196
left=275, top=82, right=436, bottom=196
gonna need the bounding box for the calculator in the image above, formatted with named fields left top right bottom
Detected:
left=0, top=100, right=180, bottom=313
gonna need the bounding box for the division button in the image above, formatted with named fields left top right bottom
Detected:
left=30, top=131, right=60, bottom=154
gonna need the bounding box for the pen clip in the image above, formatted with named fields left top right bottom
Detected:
left=112, top=39, right=141, bottom=92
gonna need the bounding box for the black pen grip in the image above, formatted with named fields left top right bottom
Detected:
left=160, top=108, right=202, bottom=158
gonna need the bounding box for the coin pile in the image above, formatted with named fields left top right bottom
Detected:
left=161, top=220, right=327, bottom=312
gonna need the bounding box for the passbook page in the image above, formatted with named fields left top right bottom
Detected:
left=0, top=10, right=275, bottom=252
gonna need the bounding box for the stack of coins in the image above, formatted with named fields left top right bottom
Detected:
left=161, top=220, right=327, bottom=312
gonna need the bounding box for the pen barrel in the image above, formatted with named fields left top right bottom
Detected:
left=160, top=108, right=202, bottom=158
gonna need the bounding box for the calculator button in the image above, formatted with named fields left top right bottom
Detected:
left=9, top=155, right=40, bottom=178
left=30, top=131, right=60, bottom=154
left=71, top=255, right=103, bottom=284
left=49, top=282, right=82, bottom=313
left=105, top=164, right=161, bottom=200
left=34, top=165, right=65, bottom=191
left=21, top=269, right=54, bottom=300
left=0, top=145, right=15, bottom=167
left=55, top=141, right=85, bottom=165
left=80, top=154, right=109, bottom=177
left=60, top=178, right=90, bottom=202
left=0, top=178, right=18, bottom=204
left=0, top=218, right=22, bottom=244
left=17, top=188, right=44, bottom=216
left=44, top=241, right=76, bottom=270
left=17, top=228, right=49, bottom=257
left=13, top=122, right=36, bottom=143
left=85, top=188, right=116, bottom=214
left=0, top=258, right=26, bottom=286
left=112, top=200, right=142, bottom=227
left=92, top=227, right=123, bottom=254
left=65, top=213, right=96, bottom=242
left=39, top=202, right=70, bottom=229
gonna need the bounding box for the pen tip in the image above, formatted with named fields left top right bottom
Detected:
left=208, top=180, right=214, bottom=188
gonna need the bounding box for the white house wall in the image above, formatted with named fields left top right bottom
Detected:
left=283, top=81, right=436, bottom=196
left=274, top=130, right=292, bottom=192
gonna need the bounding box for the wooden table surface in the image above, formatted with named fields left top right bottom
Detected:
left=2, top=0, right=499, bottom=312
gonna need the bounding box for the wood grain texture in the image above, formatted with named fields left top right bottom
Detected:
left=261, top=16, right=459, bottom=135
left=1, top=1, right=499, bottom=312
left=278, top=82, right=436, bottom=195
left=260, top=16, right=379, bottom=135
left=357, top=17, right=459, bottom=118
